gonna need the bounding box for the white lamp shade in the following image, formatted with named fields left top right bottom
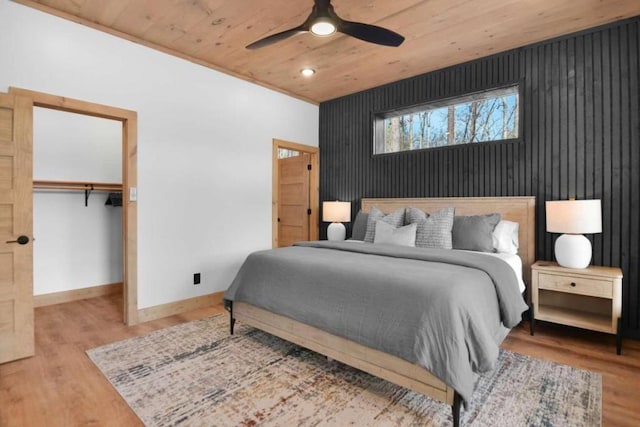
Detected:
left=546, top=199, right=602, bottom=234
left=323, top=201, right=351, bottom=223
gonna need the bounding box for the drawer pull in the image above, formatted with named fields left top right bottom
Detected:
left=570, top=282, right=577, bottom=287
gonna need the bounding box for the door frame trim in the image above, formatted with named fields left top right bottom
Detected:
left=272, top=139, right=319, bottom=248
left=10, top=87, right=139, bottom=325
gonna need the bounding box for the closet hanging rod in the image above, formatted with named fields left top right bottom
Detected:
left=33, top=180, right=123, bottom=192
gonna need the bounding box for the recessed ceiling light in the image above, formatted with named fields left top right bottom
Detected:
left=301, top=68, right=316, bottom=77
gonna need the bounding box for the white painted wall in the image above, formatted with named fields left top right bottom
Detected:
left=33, top=108, right=123, bottom=295
left=0, top=1, right=319, bottom=308
left=33, top=108, right=122, bottom=182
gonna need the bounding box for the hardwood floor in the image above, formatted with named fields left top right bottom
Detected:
left=502, top=321, right=640, bottom=427
left=1, top=294, right=638, bottom=426
left=0, top=294, right=222, bottom=427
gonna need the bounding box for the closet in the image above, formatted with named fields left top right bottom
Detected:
left=32, top=107, right=123, bottom=307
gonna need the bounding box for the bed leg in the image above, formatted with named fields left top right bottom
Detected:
left=529, top=304, right=535, bottom=336
left=224, top=299, right=236, bottom=335
left=452, top=391, right=461, bottom=427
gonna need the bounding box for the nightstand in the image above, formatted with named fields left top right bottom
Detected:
left=530, top=261, right=623, bottom=354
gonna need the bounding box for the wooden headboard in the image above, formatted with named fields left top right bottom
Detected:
left=361, top=197, right=536, bottom=296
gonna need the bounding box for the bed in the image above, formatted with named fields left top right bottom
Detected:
left=224, top=196, right=535, bottom=426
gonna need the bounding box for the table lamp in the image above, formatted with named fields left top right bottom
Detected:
left=546, top=199, right=602, bottom=269
left=323, top=201, right=351, bottom=241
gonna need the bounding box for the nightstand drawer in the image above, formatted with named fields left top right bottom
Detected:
left=537, top=273, right=613, bottom=298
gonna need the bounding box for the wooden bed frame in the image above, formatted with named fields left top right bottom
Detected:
left=227, top=196, right=536, bottom=426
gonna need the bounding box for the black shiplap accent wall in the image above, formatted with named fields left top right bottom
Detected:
left=319, top=18, right=640, bottom=338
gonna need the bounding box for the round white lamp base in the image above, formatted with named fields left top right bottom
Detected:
left=327, top=222, right=346, bottom=241
left=554, top=233, right=592, bottom=269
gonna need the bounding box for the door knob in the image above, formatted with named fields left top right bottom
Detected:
left=6, top=235, right=30, bottom=245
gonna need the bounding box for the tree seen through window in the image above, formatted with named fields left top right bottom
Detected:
left=377, top=86, right=518, bottom=154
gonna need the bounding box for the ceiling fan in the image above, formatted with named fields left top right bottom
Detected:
left=246, top=0, right=405, bottom=50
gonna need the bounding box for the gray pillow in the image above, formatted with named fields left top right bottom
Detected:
left=406, top=207, right=455, bottom=249
left=374, top=221, right=417, bottom=246
left=363, top=207, right=405, bottom=243
left=350, top=210, right=369, bottom=240
left=452, top=213, right=501, bottom=252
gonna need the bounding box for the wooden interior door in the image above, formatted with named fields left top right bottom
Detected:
left=278, top=153, right=310, bottom=247
left=0, top=93, right=34, bottom=364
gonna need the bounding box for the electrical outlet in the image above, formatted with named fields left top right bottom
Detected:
left=193, top=273, right=201, bottom=285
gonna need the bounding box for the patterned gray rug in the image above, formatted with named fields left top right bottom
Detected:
left=87, top=315, right=601, bottom=426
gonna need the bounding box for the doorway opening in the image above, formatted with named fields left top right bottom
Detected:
left=272, top=139, right=318, bottom=248
left=10, top=87, right=138, bottom=325
left=32, top=108, right=123, bottom=314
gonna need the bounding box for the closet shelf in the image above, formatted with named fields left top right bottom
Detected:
left=33, top=180, right=123, bottom=206
left=33, top=180, right=122, bottom=192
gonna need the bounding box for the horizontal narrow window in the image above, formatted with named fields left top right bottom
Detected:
left=373, top=85, right=519, bottom=154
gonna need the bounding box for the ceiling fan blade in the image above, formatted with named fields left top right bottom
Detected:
left=338, top=21, right=405, bottom=47
left=246, top=26, right=307, bottom=50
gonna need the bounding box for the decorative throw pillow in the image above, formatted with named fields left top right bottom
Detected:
left=492, top=220, right=519, bottom=254
left=364, top=207, right=405, bottom=243
left=374, top=221, right=417, bottom=247
left=349, top=210, right=369, bottom=240
left=405, top=206, right=455, bottom=249
left=452, top=213, right=501, bottom=252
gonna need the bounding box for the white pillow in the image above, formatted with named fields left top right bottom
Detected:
left=492, top=220, right=519, bottom=254
left=374, top=221, right=417, bottom=247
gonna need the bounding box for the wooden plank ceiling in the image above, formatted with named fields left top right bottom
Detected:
left=17, top=0, right=640, bottom=103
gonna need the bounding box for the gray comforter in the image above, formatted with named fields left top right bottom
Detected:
left=224, top=241, right=529, bottom=404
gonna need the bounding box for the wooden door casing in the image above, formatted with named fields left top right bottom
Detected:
left=271, top=139, right=318, bottom=248
left=0, top=93, right=34, bottom=364
left=9, top=87, right=139, bottom=326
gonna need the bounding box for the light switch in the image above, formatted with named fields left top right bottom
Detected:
left=129, top=187, right=137, bottom=202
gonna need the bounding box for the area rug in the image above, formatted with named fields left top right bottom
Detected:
left=87, top=315, right=601, bottom=426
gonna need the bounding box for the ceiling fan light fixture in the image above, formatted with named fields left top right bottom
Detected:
left=246, top=0, right=404, bottom=50
left=310, top=18, right=336, bottom=37
left=300, top=68, right=316, bottom=77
